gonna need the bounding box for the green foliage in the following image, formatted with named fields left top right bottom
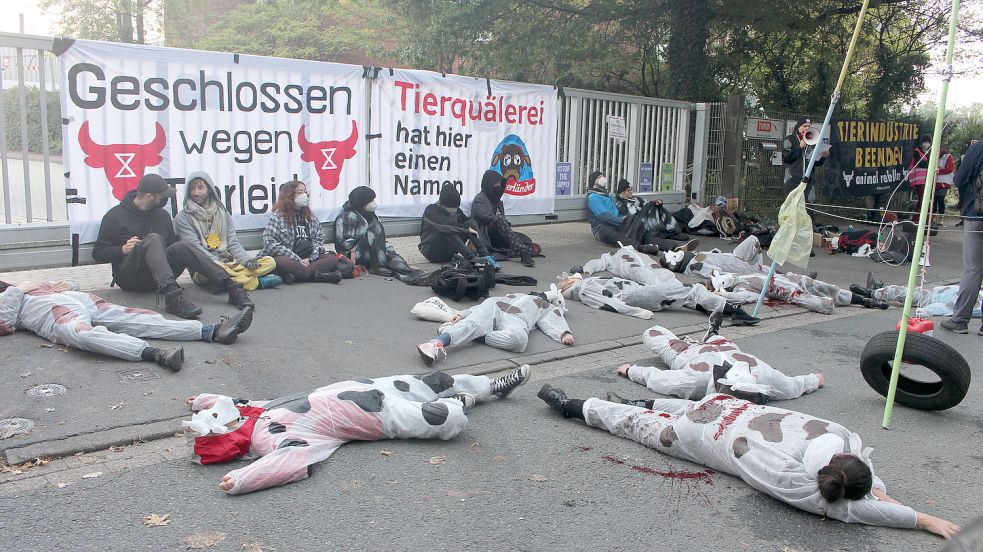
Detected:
left=40, top=0, right=156, bottom=43
left=1, top=87, right=63, bottom=155
left=897, top=102, right=983, bottom=160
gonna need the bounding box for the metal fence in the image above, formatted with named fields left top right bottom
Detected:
left=697, top=101, right=726, bottom=202
left=557, top=89, right=691, bottom=195
left=0, top=32, right=61, bottom=225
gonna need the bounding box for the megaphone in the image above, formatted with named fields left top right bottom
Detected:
left=802, top=127, right=822, bottom=146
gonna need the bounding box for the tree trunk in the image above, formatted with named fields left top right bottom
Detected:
left=665, top=0, right=713, bottom=101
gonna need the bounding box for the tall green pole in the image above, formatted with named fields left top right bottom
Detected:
left=882, top=0, right=961, bottom=429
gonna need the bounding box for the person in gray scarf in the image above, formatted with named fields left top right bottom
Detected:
left=174, top=171, right=281, bottom=291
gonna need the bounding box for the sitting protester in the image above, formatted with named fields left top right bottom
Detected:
left=536, top=388, right=960, bottom=538
left=419, top=183, right=491, bottom=264
left=0, top=279, right=252, bottom=372
left=614, top=178, right=645, bottom=216
left=615, top=324, right=822, bottom=403
left=334, top=186, right=421, bottom=280
left=586, top=171, right=694, bottom=253
left=416, top=288, right=573, bottom=366
left=262, top=181, right=351, bottom=284
left=92, top=173, right=253, bottom=319
left=471, top=170, right=537, bottom=267
left=185, top=365, right=531, bottom=495
left=174, top=171, right=280, bottom=291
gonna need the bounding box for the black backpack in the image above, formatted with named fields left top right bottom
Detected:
left=430, top=259, right=496, bottom=301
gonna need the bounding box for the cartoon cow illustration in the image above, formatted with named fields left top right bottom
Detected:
left=491, top=144, right=531, bottom=187
left=298, top=121, right=358, bottom=191
left=78, top=121, right=167, bottom=200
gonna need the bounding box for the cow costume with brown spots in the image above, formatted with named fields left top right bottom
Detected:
left=539, top=391, right=936, bottom=531
left=712, top=271, right=862, bottom=315
left=0, top=280, right=245, bottom=368
left=573, top=244, right=727, bottom=316
left=185, top=368, right=529, bottom=495
left=623, top=325, right=821, bottom=402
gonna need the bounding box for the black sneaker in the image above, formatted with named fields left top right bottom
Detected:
left=212, top=307, right=254, bottom=345
left=862, top=298, right=889, bottom=310
left=313, top=270, right=343, bottom=284
left=673, top=238, right=700, bottom=253
left=849, top=284, right=872, bottom=298
left=639, top=244, right=660, bottom=255
left=449, top=393, right=476, bottom=411
left=164, top=290, right=202, bottom=319
left=866, top=271, right=884, bottom=291
left=729, top=308, right=760, bottom=326
left=282, top=273, right=296, bottom=285
left=703, top=310, right=724, bottom=342
left=227, top=285, right=254, bottom=310
left=490, top=364, right=531, bottom=398
left=520, top=251, right=535, bottom=267
left=568, top=265, right=585, bottom=276
left=941, top=319, right=969, bottom=334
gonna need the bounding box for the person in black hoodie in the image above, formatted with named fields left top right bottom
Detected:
left=92, top=174, right=253, bottom=319
left=782, top=117, right=828, bottom=199
left=471, top=170, right=537, bottom=267
left=334, top=186, right=420, bottom=280
left=419, top=183, right=490, bottom=263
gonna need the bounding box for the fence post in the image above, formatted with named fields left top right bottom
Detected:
left=675, top=106, right=690, bottom=193
left=691, top=103, right=709, bottom=203
left=721, top=94, right=744, bottom=198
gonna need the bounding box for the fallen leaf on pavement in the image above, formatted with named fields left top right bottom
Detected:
left=55, top=482, right=72, bottom=488
left=379, top=450, right=394, bottom=456
left=110, top=403, right=125, bottom=410
left=45, top=408, right=55, bottom=412
left=109, top=445, right=124, bottom=452
left=184, top=531, right=226, bottom=549
left=494, top=455, right=511, bottom=462
left=239, top=542, right=265, bottom=552
left=58, top=347, right=70, bottom=352
left=527, top=474, right=548, bottom=482
left=428, top=456, right=446, bottom=465
left=345, top=340, right=353, bottom=345
left=81, top=471, right=103, bottom=479
left=38, top=344, right=53, bottom=348
left=18, top=372, right=31, bottom=378
left=0, top=458, right=49, bottom=474
left=143, top=513, right=171, bottom=527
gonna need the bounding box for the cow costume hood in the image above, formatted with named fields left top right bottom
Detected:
left=480, top=170, right=505, bottom=204
left=184, top=396, right=266, bottom=465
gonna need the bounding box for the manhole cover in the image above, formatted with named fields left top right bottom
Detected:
left=26, top=383, right=67, bottom=397
left=118, top=368, right=161, bottom=383
left=0, top=418, right=35, bottom=439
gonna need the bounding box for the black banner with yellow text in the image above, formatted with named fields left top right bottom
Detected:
left=825, top=119, right=919, bottom=197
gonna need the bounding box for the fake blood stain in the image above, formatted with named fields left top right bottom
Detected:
left=630, top=465, right=715, bottom=483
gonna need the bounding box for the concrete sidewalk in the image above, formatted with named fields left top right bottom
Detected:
left=0, top=220, right=969, bottom=465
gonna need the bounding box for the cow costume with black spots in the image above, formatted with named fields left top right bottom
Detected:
left=663, top=235, right=768, bottom=278
left=186, top=367, right=530, bottom=495
left=537, top=390, right=958, bottom=536
left=621, top=325, right=822, bottom=402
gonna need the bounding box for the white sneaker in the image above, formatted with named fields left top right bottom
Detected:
left=417, top=340, right=447, bottom=367
left=449, top=392, right=476, bottom=411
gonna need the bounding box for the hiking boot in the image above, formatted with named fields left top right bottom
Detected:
left=520, top=251, right=535, bottom=267
left=449, top=393, right=476, bottom=412
left=142, top=346, right=184, bottom=372
left=638, top=243, right=660, bottom=255
left=417, top=340, right=447, bottom=367
left=227, top=284, right=254, bottom=310
left=941, top=319, right=968, bottom=334
left=673, top=238, right=700, bottom=253
left=537, top=384, right=568, bottom=414
left=490, top=364, right=531, bottom=398
left=212, top=307, right=254, bottom=345
left=312, top=270, right=343, bottom=284
left=703, top=309, right=724, bottom=342
left=257, top=274, right=282, bottom=289
left=729, top=307, right=760, bottom=326
left=862, top=298, right=889, bottom=310
left=866, top=271, right=884, bottom=291
left=849, top=284, right=873, bottom=298
left=164, top=289, right=202, bottom=319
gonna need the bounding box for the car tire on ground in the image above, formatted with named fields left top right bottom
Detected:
left=860, top=331, right=971, bottom=411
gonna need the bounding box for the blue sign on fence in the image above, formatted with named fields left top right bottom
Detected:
left=555, top=162, right=572, bottom=196
left=639, top=162, right=654, bottom=192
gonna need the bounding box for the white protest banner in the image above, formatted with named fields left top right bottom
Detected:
left=370, top=68, right=557, bottom=217
left=57, top=39, right=367, bottom=242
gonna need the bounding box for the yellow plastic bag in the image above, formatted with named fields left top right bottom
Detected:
left=768, top=182, right=814, bottom=268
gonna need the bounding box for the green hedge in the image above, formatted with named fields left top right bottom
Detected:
left=1, top=86, right=62, bottom=155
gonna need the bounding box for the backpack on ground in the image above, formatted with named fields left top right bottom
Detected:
left=430, top=259, right=496, bottom=302
left=837, top=230, right=877, bottom=254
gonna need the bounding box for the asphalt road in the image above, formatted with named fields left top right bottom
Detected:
left=0, top=221, right=979, bottom=551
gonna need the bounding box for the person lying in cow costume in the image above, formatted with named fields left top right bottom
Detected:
left=709, top=270, right=888, bottom=314
left=536, top=387, right=960, bottom=538
left=416, top=288, right=573, bottom=366
left=184, top=365, right=531, bottom=495
left=660, top=234, right=772, bottom=278
left=0, top=279, right=252, bottom=371
left=614, top=325, right=823, bottom=404
left=566, top=244, right=759, bottom=332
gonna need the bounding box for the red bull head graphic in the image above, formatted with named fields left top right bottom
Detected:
left=78, top=121, right=167, bottom=200
left=298, top=120, right=358, bottom=191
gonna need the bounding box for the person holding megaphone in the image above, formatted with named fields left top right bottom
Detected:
left=782, top=117, right=829, bottom=200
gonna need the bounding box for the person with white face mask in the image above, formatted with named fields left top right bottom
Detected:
left=419, top=183, right=492, bottom=263
left=261, top=180, right=352, bottom=284
left=334, top=186, right=421, bottom=280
